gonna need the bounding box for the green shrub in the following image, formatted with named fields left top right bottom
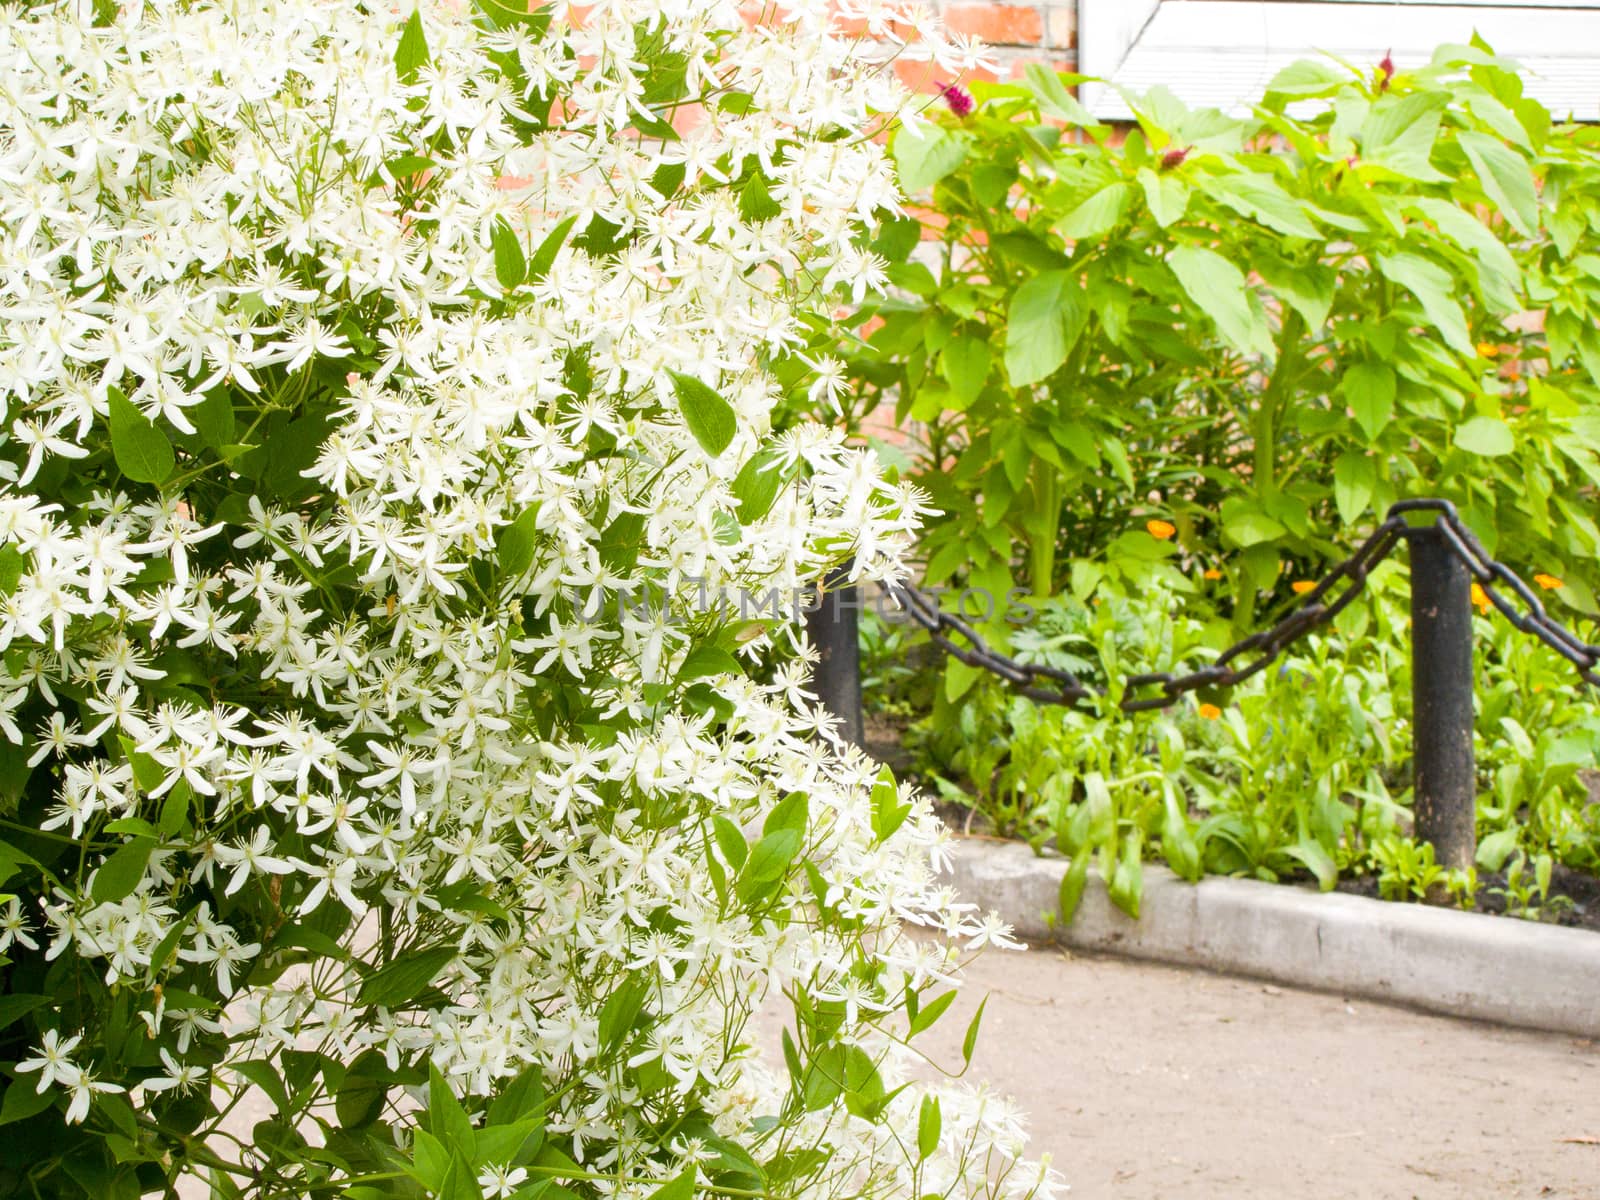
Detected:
left=846, top=43, right=1600, bottom=664
left=904, top=573, right=1600, bottom=918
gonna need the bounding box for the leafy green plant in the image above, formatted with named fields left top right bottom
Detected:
left=847, top=43, right=1600, bottom=687
left=906, top=566, right=1600, bottom=919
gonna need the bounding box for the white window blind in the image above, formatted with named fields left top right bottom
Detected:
left=1078, top=0, right=1600, bottom=120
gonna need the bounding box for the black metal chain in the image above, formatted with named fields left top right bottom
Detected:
left=883, top=498, right=1600, bottom=712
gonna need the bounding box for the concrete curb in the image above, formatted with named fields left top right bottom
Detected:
left=945, top=837, right=1600, bottom=1038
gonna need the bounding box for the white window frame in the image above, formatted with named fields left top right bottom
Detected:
left=1078, top=0, right=1600, bottom=120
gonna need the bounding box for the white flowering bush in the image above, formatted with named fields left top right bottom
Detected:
left=0, top=1, right=1058, bottom=1197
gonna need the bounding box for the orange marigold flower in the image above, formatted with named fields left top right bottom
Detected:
left=1198, top=703, right=1222, bottom=720
left=1535, top=573, right=1563, bottom=591
left=1470, top=583, right=1491, bottom=614
left=1203, top=568, right=1223, bottom=581
left=1146, top=518, right=1176, bottom=540
left=1291, top=580, right=1316, bottom=595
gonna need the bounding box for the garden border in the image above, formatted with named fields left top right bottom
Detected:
left=945, top=838, right=1600, bottom=1038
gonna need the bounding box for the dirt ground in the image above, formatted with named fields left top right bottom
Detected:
left=919, top=942, right=1600, bottom=1200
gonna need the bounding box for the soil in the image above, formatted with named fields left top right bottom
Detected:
left=1336, top=863, right=1600, bottom=934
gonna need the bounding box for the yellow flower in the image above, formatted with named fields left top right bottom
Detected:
left=1291, top=580, right=1316, bottom=595
left=1470, top=583, right=1491, bottom=614
left=1535, top=573, right=1563, bottom=592
left=1198, top=703, right=1222, bottom=720
left=1203, top=568, right=1223, bottom=581
left=1146, top=518, right=1176, bottom=540
left=1477, top=342, right=1499, bottom=358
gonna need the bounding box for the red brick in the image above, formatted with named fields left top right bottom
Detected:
left=943, top=3, right=1044, bottom=46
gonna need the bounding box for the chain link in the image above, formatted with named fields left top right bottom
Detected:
left=882, top=498, right=1600, bottom=712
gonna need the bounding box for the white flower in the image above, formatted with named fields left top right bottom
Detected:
left=63, top=1069, right=125, bottom=1125
left=17, top=1029, right=83, bottom=1093
left=0, top=1, right=1047, bottom=1195
left=141, top=1049, right=207, bottom=1096
left=476, top=1164, right=528, bottom=1198
left=0, top=898, right=39, bottom=953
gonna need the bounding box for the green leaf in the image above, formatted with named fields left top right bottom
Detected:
left=188, top=389, right=236, bottom=450
left=334, top=1051, right=390, bottom=1129
left=1457, top=131, right=1538, bottom=237
left=803, top=1045, right=882, bottom=1112
left=917, top=1095, right=942, bottom=1161
left=1256, top=257, right=1334, bottom=330
left=598, top=976, right=651, bottom=1052
left=474, top=1118, right=542, bottom=1169
left=667, top=371, right=736, bottom=457
left=358, top=946, right=456, bottom=1008
left=0, top=1078, right=55, bottom=1126
left=739, top=171, right=782, bottom=224
left=1057, top=848, right=1092, bottom=925
left=1108, top=845, right=1143, bottom=918
left=491, top=218, right=526, bottom=291
left=1333, top=452, right=1376, bottom=526
left=157, top=779, right=193, bottom=838
left=0, top=543, right=25, bottom=596
left=1023, top=64, right=1097, bottom=125
left=1136, top=167, right=1189, bottom=228
left=1167, top=246, right=1269, bottom=356
left=1407, top=198, right=1522, bottom=312
left=645, top=1170, right=695, bottom=1200
left=908, top=988, right=957, bottom=1037
left=374, top=153, right=437, bottom=185
left=91, top=837, right=154, bottom=905
left=940, top=335, right=991, bottom=408
left=678, top=645, right=741, bottom=681
left=409, top=1129, right=449, bottom=1190
left=1376, top=252, right=1473, bottom=355
left=1203, top=173, right=1321, bottom=239
left=527, top=215, right=579, bottom=283
left=730, top=449, right=792, bottom=523
left=1219, top=499, right=1285, bottom=550
left=892, top=125, right=968, bottom=194
left=497, top=505, right=542, bottom=578
left=870, top=764, right=912, bottom=844
left=739, top=828, right=801, bottom=895
left=712, top=816, right=748, bottom=871
left=0, top=994, right=49, bottom=1032
left=108, top=387, right=174, bottom=486
left=488, top=1065, right=547, bottom=1127
left=1476, top=828, right=1520, bottom=872
left=1004, top=269, right=1085, bottom=386
left=1054, top=182, right=1129, bottom=241
left=232, top=1059, right=290, bottom=1115
left=395, top=8, right=429, bottom=81
left=438, top=1151, right=484, bottom=1200
left=1286, top=839, right=1337, bottom=891
left=763, top=791, right=809, bottom=838
left=1342, top=362, right=1396, bottom=441
left=1264, top=59, right=1349, bottom=101
left=960, top=997, right=987, bottom=1067
left=428, top=1066, right=476, bottom=1161
left=1455, top=415, right=1514, bottom=457
left=1361, top=92, right=1448, bottom=181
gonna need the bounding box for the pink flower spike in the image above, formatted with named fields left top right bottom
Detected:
left=939, top=82, right=975, bottom=117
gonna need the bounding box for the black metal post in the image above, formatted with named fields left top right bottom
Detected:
left=1408, top=524, right=1476, bottom=878
left=805, top=562, right=864, bottom=749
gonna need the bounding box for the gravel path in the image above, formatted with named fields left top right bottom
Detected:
left=923, top=942, right=1600, bottom=1200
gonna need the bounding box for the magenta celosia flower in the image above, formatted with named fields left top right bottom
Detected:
left=939, top=82, right=974, bottom=117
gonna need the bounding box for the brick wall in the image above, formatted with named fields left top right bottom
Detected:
left=940, top=1, right=1077, bottom=81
